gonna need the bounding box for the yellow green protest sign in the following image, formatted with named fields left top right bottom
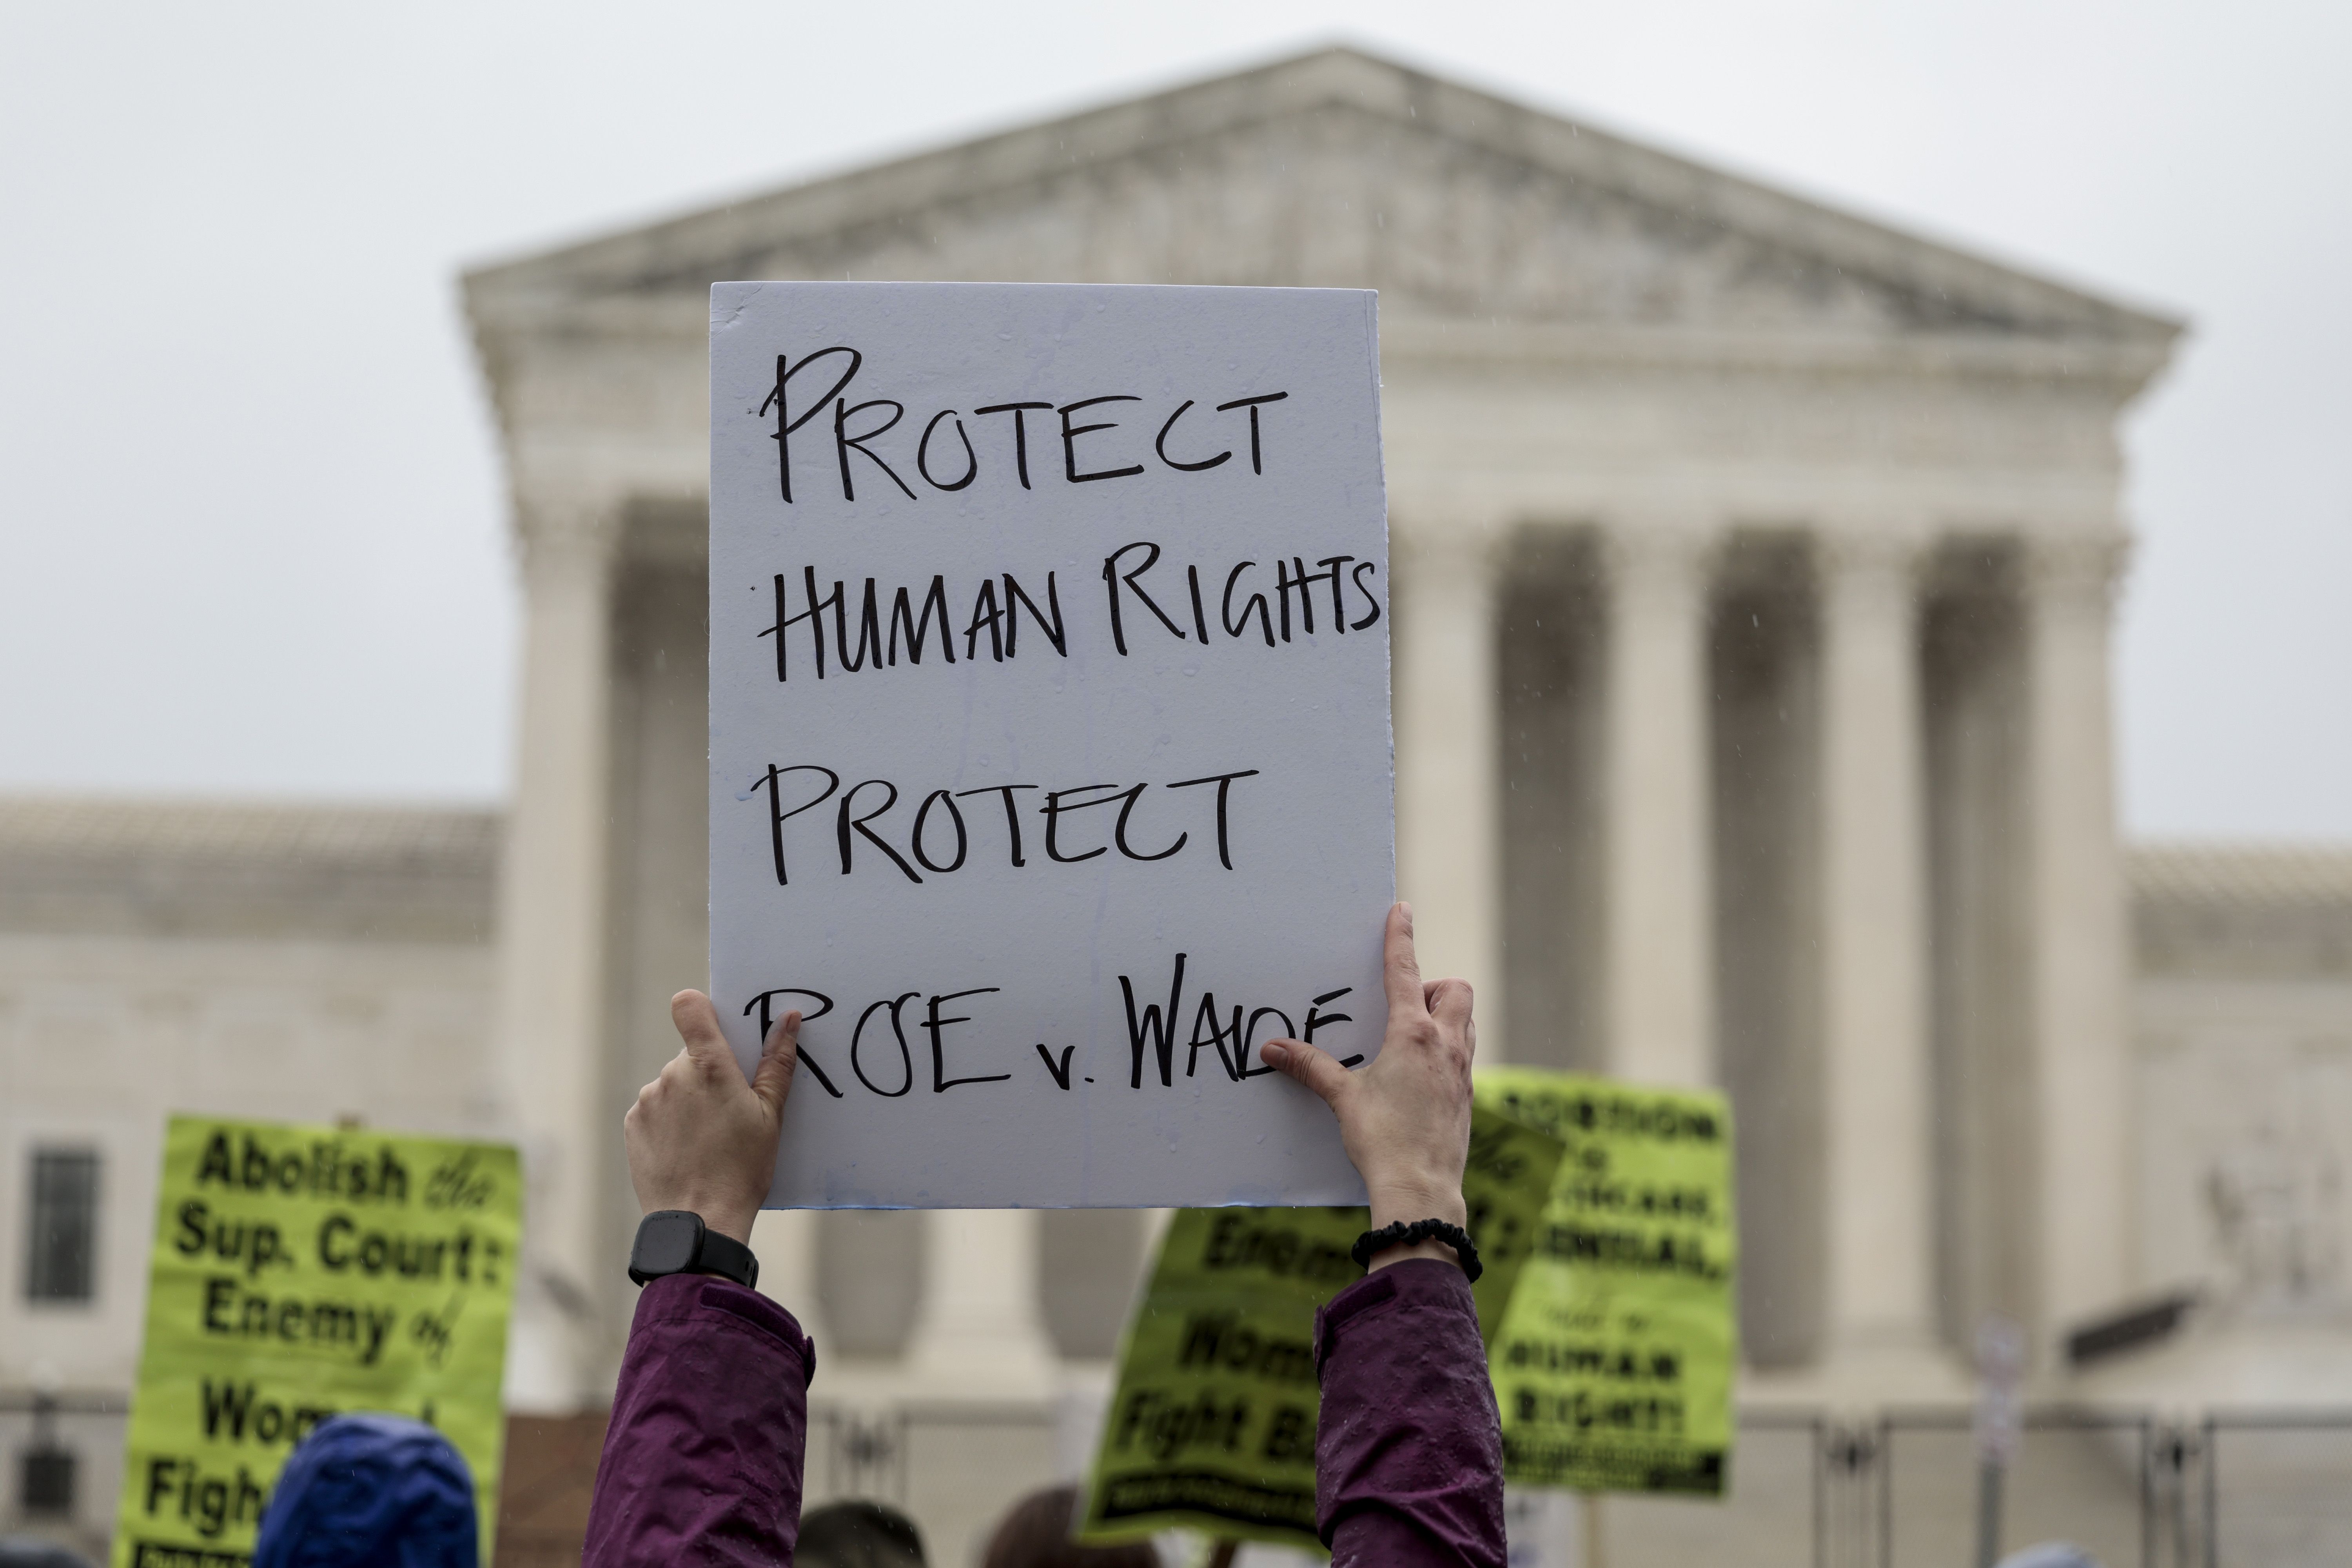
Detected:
left=1460, top=1106, right=1569, bottom=1343
left=1079, top=1205, right=1359, bottom=1552
left=113, top=1116, right=520, bottom=1567
left=1078, top=1107, right=1564, bottom=1552
left=1476, top=1067, right=1737, bottom=1496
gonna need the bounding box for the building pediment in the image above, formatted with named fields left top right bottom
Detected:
left=468, top=46, right=2178, bottom=362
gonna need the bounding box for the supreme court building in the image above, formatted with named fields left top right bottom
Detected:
left=465, top=41, right=2179, bottom=1407
left=12, top=45, right=2352, bottom=1564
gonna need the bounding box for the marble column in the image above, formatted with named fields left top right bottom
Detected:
left=1602, top=523, right=1715, bottom=1088
left=2025, top=533, right=2132, bottom=1350
left=492, top=497, right=619, bottom=1412
left=906, top=1210, right=1059, bottom=1391
left=1393, top=526, right=1504, bottom=1055
left=1817, top=530, right=1945, bottom=1377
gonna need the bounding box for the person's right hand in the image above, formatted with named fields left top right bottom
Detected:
left=1260, top=902, right=1475, bottom=1271
left=622, top=991, right=799, bottom=1247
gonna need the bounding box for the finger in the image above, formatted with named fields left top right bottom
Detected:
left=1259, top=1036, right=1353, bottom=1108
left=1382, top=902, right=1429, bottom=1020
left=749, top=1010, right=801, bottom=1116
left=1426, top=978, right=1476, bottom=1055
left=670, top=990, right=733, bottom=1065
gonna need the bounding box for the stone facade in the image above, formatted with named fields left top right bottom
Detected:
left=2127, top=847, right=2352, bottom=1339
left=463, top=44, right=2181, bottom=1423
left=12, top=805, right=2349, bottom=1555
left=0, top=797, right=499, bottom=1548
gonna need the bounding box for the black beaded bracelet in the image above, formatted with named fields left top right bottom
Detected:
left=1350, top=1218, right=1483, bottom=1282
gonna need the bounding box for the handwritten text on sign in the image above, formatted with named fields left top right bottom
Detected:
left=710, top=283, right=1393, bottom=1208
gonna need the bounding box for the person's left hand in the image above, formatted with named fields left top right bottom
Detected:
left=622, top=990, right=799, bottom=1245
left=1259, top=902, right=1475, bottom=1272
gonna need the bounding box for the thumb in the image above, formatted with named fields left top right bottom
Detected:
left=1259, top=1036, right=1352, bottom=1109
left=670, top=989, right=735, bottom=1065
left=750, top=1011, right=800, bottom=1117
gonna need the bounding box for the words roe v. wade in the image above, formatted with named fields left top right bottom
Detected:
left=709, top=282, right=1394, bottom=1208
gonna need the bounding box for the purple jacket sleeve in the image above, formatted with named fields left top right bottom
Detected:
left=583, top=1274, right=815, bottom=1567
left=1312, top=1258, right=1506, bottom=1567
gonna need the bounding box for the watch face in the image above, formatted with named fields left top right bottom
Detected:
left=631, top=1211, right=702, bottom=1278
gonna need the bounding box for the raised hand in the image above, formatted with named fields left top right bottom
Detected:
left=1260, top=902, right=1476, bottom=1270
left=622, top=990, right=800, bottom=1245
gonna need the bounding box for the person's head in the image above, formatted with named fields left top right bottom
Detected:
left=250, top=1414, right=476, bottom=1568
left=980, top=1486, right=1157, bottom=1568
left=797, top=1499, right=927, bottom=1568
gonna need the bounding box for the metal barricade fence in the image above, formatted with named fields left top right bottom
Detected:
left=1874, top=1407, right=2154, bottom=1568
left=652, top=1400, right=2352, bottom=1568
left=9, top=1390, right=2352, bottom=1564
left=1461, top=1406, right=2241, bottom=1568
left=1854, top=1406, right=2352, bottom=1568
left=2198, top=1409, right=2352, bottom=1568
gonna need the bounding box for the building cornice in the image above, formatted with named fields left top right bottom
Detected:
left=0, top=797, right=501, bottom=944
left=472, top=290, right=2176, bottom=399
left=464, top=47, right=2183, bottom=368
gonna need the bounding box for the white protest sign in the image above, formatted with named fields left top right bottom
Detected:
left=709, top=282, right=1392, bottom=1209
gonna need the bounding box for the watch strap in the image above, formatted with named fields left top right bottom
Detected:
left=693, top=1225, right=760, bottom=1291
left=1349, top=1218, right=1483, bottom=1282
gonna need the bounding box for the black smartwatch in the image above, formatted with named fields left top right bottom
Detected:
left=628, top=1210, right=760, bottom=1290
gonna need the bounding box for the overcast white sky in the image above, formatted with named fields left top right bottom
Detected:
left=2, top=1, right=2345, bottom=838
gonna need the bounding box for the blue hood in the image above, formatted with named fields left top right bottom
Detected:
left=251, top=1414, right=478, bottom=1568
